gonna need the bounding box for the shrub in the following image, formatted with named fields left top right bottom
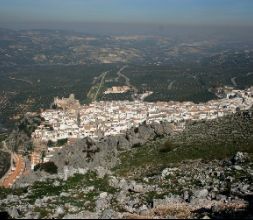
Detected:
left=57, top=138, right=68, bottom=146
left=159, top=140, right=177, bottom=153
left=34, top=162, right=58, bottom=174
left=132, top=143, right=142, bottom=148
left=134, top=127, right=139, bottom=133
left=47, top=140, right=54, bottom=148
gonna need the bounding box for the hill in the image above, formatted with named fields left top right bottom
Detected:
left=0, top=109, right=252, bottom=218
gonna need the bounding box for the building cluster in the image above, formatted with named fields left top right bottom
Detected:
left=104, top=86, right=130, bottom=94
left=53, top=94, right=80, bottom=111
left=32, top=88, right=253, bottom=144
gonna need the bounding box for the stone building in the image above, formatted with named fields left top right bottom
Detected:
left=54, top=94, right=80, bottom=111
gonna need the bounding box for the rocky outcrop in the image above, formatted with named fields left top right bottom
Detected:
left=5, top=113, right=42, bottom=154
left=14, top=109, right=253, bottom=189
left=2, top=152, right=252, bottom=219
left=232, top=152, right=250, bottom=164
left=6, top=109, right=253, bottom=218
left=13, top=121, right=173, bottom=186
left=51, top=122, right=173, bottom=172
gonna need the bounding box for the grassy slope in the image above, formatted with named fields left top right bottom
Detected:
left=114, top=111, right=253, bottom=177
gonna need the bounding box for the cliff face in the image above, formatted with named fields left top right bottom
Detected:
left=51, top=121, right=173, bottom=172
left=5, top=113, right=42, bottom=154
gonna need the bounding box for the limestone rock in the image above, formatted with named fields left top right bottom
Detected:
left=55, top=206, right=65, bottom=216
left=7, top=207, right=20, bottom=219
left=193, top=189, right=209, bottom=199
left=63, top=211, right=98, bottom=219
left=96, top=193, right=112, bottom=213
left=95, top=166, right=111, bottom=179
left=234, top=165, right=243, bottom=171
left=99, top=209, right=122, bottom=219
left=232, top=152, right=249, bottom=164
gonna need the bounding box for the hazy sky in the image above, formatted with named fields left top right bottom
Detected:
left=0, top=0, right=253, bottom=29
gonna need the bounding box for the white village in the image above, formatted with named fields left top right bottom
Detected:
left=30, top=87, right=253, bottom=169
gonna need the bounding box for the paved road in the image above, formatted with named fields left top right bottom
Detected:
left=93, top=71, right=108, bottom=101
left=9, top=76, right=33, bottom=86
left=116, top=66, right=132, bottom=88
left=231, top=77, right=238, bottom=87
left=168, top=80, right=176, bottom=90
left=116, top=66, right=138, bottom=100
left=1, top=154, right=25, bottom=188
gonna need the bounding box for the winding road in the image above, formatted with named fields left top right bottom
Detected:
left=1, top=154, right=25, bottom=188
left=116, top=66, right=138, bottom=100
left=0, top=143, right=25, bottom=188
left=9, top=76, right=33, bottom=86
left=231, top=77, right=238, bottom=87
left=93, top=71, right=108, bottom=101
left=168, top=80, right=176, bottom=90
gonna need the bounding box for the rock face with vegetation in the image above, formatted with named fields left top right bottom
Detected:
left=51, top=121, right=173, bottom=172
left=1, top=152, right=253, bottom=219
left=170, top=110, right=253, bottom=153
left=0, top=109, right=253, bottom=219
left=0, top=151, right=11, bottom=179
left=5, top=113, right=42, bottom=154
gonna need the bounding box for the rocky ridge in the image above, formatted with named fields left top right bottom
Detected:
left=170, top=110, right=253, bottom=149
left=0, top=109, right=253, bottom=219
left=13, top=121, right=173, bottom=187
left=50, top=121, right=173, bottom=172
left=0, top=152, right=252, bottom=219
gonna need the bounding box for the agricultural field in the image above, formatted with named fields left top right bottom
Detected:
left=1, top=29, right=253, bottom=130
left=1, top=50, right=253, bottom=130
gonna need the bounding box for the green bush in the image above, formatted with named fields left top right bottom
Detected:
left=132, top=143, right=142, bottom=148
left=47, top=140, right=54, bottom=148
left=57, top=139, right=68, bottom=146
left=159, top=140, right=177, bottom=153
left=34, top=162, right=58, bottom=174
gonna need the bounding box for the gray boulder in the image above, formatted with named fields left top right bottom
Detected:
left=7, top=207, right=20, bottom=219
left=234, top=165, right=243, bottom=171
left=161, top=121, right=173, bottom=135
left=115, top=135, right=131, bottom=150
left=183, top=191, right=190, bottom=202
left=99, top=209, right=122, bottom=219
left=151, top=123, right=164, bottom=136
left=63, top=211, right=98, bottom=219
left=232, top=152, right=249, bottom=164
left=96, top=192, right=112, bottom=213
left=24, top=212, right=41, bottom=219
left=193, top=189, right=209, bottom=199
left=108, top=176, right=119, bottom=188
left=118, top=178, right=129, bottom=191
left=138, top=205, right=149, bottom=215
left=95, top=166, right=112, bottom=179
left=55, top=206, right=65, bottom=216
